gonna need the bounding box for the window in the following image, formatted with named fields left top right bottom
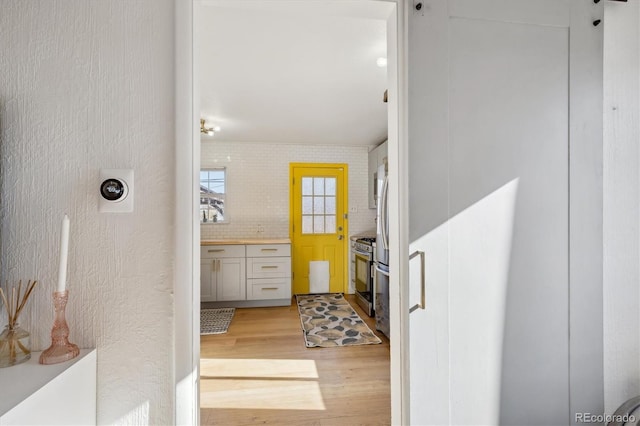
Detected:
left=301, top=176, right=337, bottom=234
left=200, top=168, right=226, bottom=224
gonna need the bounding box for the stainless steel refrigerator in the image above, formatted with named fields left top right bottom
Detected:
left=375, top=161, right=390, bottom=338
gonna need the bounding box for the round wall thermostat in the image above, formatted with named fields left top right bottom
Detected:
left=100, top=178, right=128, bottom=202
left=99, top=169, right=134, bottom=212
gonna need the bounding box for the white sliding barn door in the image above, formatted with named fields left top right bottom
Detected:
left=407, top=1, right=603, bottom=424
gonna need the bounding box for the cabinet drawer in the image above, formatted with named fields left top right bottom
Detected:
left=247, top=278, right=291, bottom=300
left=246, top=244, right=291, bottom=257
left=200, top=245, right=245, bottom=259
left=247, top=257, right=291, bottom=278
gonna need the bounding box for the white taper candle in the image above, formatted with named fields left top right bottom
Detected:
left=56, top=214, right=70, bottom=293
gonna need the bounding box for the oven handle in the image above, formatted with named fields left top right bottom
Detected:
left=375, top=264, right=389, bottom=277
left=353, top=249, right=373, bottom=258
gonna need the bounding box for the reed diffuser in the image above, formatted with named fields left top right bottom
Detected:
left=0, top=280, right=38, bottom=367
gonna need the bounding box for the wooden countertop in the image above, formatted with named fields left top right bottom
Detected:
left=201, top=239, right=291, bottom=246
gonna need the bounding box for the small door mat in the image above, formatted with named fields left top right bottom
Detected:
left=296, top=293, right=382, bottom=347
left=200, top=308, right=235, bottom=335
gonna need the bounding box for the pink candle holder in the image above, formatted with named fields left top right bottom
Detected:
left=39, top=290, right=79, bottom=365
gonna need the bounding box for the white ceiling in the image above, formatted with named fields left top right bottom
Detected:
left=195, top=1, right=392, bottom=146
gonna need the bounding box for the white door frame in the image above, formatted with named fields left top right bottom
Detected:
left=173, top=1, right=409, bottom=425
left=174, top=0, right=201, bottom=424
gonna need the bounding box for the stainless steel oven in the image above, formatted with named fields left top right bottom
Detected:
left=353, top=237, right=375, bottom=317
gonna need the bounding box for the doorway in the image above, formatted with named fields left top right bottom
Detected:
left=177, top=1, right=404, bottom=425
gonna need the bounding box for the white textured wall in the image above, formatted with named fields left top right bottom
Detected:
left=200, top=141, right=377, bottom=240
left=0, top=1, right=175, bottom=424
left=603, top=1, right=640, bottom=414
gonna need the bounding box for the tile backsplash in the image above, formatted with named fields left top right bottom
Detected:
left=200, top=141, right=377, bottom=240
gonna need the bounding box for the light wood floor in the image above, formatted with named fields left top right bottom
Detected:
left=200, top=294, right=391, bottom=426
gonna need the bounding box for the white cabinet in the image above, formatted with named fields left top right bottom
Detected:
left=246, top=244, right=291, bottom=258
left=368, top=140, right=388, bottom=209
left=200, top=245, right=246, bottom=302
left=246, top=257, right=291, bottom=278
left=247, top=278, right=290, bottom=300
left=246, top=244, right=291, bottom=302
left=200, top=258, right=214, bottom=301
left=368, top=147, right=379, bottom=209
left=217, top=257, right=246, bottom=301
left=200, top=242, right=291, bottom=306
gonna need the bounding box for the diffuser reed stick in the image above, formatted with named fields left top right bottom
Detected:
left=1, top=280, right=38, bottom=327
left=0, top=280, right=37, bottom=366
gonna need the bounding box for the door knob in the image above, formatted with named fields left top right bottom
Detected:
left=338, top=235, right=344, bottom=240
left=338, top=226, right=343, bottom=231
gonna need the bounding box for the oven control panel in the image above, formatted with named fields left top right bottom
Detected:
left=354, top=237, right=375, bottom=253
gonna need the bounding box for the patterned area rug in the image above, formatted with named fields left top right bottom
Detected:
left=296, top=293, right=382, bottom=347
left=201, top=308, right=235, bottom=335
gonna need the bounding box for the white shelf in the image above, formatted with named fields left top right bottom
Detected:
left=0, top=348, right=96, bottom=425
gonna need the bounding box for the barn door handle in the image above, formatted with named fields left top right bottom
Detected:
left=409, top=250, right=425, bottom=313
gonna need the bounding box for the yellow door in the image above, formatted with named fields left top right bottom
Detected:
left=290, top=163, right=348, bottom=295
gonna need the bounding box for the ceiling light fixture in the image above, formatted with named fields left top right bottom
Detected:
left=376, top=57, right=387, bottom=68
left=200, top=118, right=216, bottom=136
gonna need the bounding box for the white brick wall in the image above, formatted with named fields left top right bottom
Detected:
left=201, top=141, right=377, bottom=240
